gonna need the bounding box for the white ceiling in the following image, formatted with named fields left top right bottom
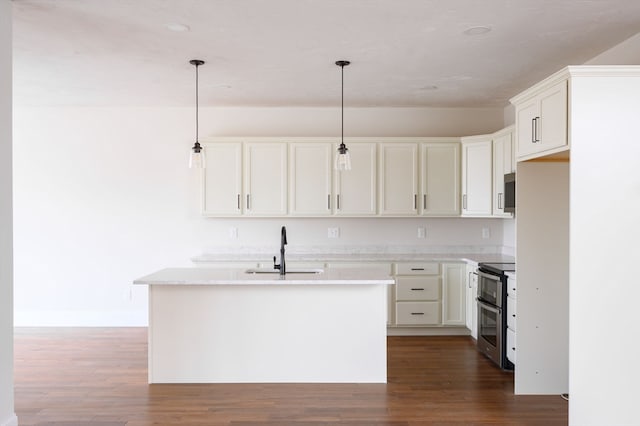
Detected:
left=12, top=0, right=640, bottom=108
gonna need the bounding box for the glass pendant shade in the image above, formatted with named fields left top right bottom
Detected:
left=335, top=144, right=351, bottom=171
left=189, top=141, right=205, bottom=169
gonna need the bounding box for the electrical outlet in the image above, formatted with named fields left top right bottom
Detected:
left=417, top=226, right=426, bottom=239
left=229, top=227, right=238, bottom=239
left=482, top=227, right=490, bottom=239
left=328, top=227, right=340, bottom=238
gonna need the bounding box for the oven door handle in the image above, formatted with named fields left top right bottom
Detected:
left=477, top=270, right=501, bottom=281
left=476, top=298, right=502, bottom=314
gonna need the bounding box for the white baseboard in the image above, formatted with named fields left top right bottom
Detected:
left=387, top=326, right=471, bottom=336
left=0, top=413, right=18, bottom=426
left=14, top=310, right=147, bottom=327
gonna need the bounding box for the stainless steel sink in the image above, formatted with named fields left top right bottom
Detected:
left=245, top=268, right=324, bottom=274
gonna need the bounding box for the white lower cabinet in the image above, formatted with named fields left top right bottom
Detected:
left=442, top=263, right=466, bottom=326
left=391, top=262, right=467, bottom=331
left=465, top=263, right=478, bottom=339
left=506, top=273, right=517, bottom=365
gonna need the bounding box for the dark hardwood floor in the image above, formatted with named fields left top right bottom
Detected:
left=13, top=328, right=567, bottom=425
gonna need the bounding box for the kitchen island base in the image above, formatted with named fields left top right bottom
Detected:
left=148, top=283, right=388, bottom=383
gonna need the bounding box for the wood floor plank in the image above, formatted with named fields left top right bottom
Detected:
left=14, top=328, right=567, bottom=425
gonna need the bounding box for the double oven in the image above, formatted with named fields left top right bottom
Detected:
left=476, top=262, right=515, bottom=370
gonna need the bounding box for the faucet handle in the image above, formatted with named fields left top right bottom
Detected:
left=273, top=255, right=280, bottom=270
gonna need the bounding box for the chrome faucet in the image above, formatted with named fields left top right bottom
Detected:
left=273, top=226, right=287, bottom=275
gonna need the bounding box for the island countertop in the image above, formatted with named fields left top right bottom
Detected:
left=134, top=267, right=396, bottom=286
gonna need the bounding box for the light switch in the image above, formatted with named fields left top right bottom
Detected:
left=328, top=227, right=340, bottom=238
left=229, top=227, right=238, bottom=239
left=417, top=227, right=426, bottom=238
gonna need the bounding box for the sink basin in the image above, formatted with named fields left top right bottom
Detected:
left=245, top=268, right=324, bottom=274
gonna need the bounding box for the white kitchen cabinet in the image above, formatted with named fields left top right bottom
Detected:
left=333, top=142, right=377, bottom=216
left=393, top=262, right=441, bottom=326
left=442, top=263, right=466, bottom=326
left=513, top=79, right=568, bottom=161
left=461, top=136, right=492, bottom=216
left=289, top=143, right=332, bottom=216
left=244, top=142, right=288, bottom=216
left=465, top=262, right=478, bottom=339
left=379, top=143, right=419, bottom=216
left=492, top=126, right=514, bottom=217
left=202, top=143, right=243, bottom=216
left=420, top=142, right=460, bottom=216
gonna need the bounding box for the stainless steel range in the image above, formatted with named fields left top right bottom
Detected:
left=476, top=262, right=515, bottom=370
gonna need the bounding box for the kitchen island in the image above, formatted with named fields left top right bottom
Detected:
left=134, top=267, right=395, bottom=384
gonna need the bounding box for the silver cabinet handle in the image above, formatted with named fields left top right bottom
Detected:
left=531, top=117, right=536, bottom=143
left=411, top=312, right=425, bottom=316
left=237, top=194, right=240, bottom=210
left=327, top=194, right=331, bottom=210
left=414, top=194, right=417, bottom=210
left=337, top=194, right=341, bottom=210
left=246, top=194, right=250, bottom=210
left=463, top=194, right=467, bottom=210
left=411, top=268, right=425, bottom=271
left=423, top=194, right=427, bottom=209
left=498, top=193, right=502, bottom=209
left=410, top=288, right=425, bottom=291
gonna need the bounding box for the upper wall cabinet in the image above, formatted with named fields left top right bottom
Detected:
left=244, top=142, right=288, bottom=216
left=379, top=143, right=419, bottom=216
left=461, top=136, right=492, bottom=217
left=289, top=143, right=332, bottom=216
left=492, top=126, right=515, bottom=217
left=512, top=78, right=568, bottom=161
left=202, top=143, right=242, bottom=216
left=420, top=142, right=460, bottom=216
left=334, top=142, right=377, bottom=216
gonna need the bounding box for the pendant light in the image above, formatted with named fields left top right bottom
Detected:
left=335, top=60, right=352, bottom=171
left=188, top=59, right=205, bottom=169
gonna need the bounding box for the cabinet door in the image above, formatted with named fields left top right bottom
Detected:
left=461, top=139, right=492, bottom=216
left=379, top=143, right=418, bottom=215
left=334, top=143, right=377, bottom=216
left=538, top=80, right=568, bottom=153
left=244, top=143, right=287, bottom=216
left=492, top=130, right=513, bottom=217
left=515, top=80, right=568, bottom=160
left=420, top=143, right=460, bottom=216
left=465, top=265, right=478, bottom=339
left=289, top=143, right=332, bottom=216
left=202, top=143, right=242, bottom=216
left=442, top=263, right=466, bottom=326
left=515, top=99, right=539, bottom=158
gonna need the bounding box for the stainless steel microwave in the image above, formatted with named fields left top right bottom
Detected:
left=504, top=173, right=515, bottom=213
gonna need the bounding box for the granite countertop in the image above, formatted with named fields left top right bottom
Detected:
left=134, top=267, right=396, bottom=286
left=191, top=246, right=514, bottom=265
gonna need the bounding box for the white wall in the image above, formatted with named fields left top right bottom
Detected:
left=0, top=0, right=17, bottom=424
left=12, top=106, right=506, bottom=326
left=569, top=71, right=640, bottom=426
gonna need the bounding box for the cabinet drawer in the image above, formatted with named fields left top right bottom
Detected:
left=395, top=262, right=439, bottom=275
left=396, top=302, right=440, bottom=325
left=395, top=276, right=440, bottom=301
left=507, top=296, right=516, bottom=331
left=506, top=328, right=516, bottom=364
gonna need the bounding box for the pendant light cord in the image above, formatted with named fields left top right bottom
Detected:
left=195, top=63, right=199, bottom=143
left=341, top=63, right=344, bottom=145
